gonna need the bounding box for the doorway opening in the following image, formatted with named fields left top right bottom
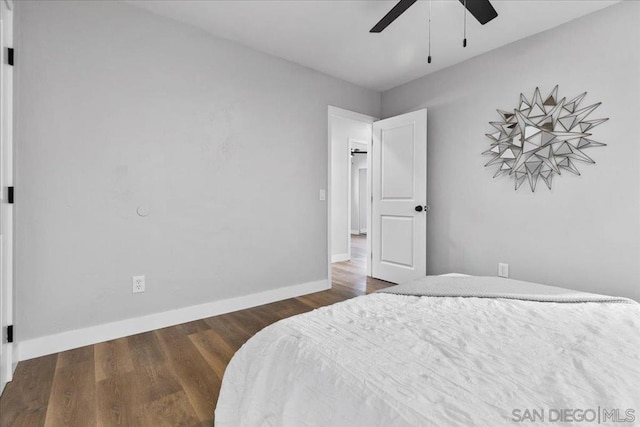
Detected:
left=344, top=142, right=368, bottom=284
left=333, top=143, right=370, bottom=291
left=328, top=106, right=375, bottom=292
left=328, top=106, right=428, bottom=290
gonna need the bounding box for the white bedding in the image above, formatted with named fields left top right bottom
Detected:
left=380, top=275, right=634, bottom=304
left=215, top=277, right=640, bottom=426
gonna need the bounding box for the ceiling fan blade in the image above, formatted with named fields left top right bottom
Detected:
left=370, top=0, right=418, bottom=33
left=458, top=0, right=498, bottom=25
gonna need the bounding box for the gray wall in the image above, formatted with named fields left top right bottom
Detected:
left=381, top=1, right=640, bottom=301
left=15, top=0, right=380, bottom=340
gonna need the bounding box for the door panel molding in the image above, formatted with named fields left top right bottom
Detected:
left=371, top=109, right=427, bottom=284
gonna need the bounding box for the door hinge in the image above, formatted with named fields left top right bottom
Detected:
left=7, top=47, right=13, bottom=66
left=6, top=325, right=13, bottom=343
left=7, top=186, right=13, bottom=204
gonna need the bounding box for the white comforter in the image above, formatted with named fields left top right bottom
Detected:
left=215, top=282, right=640, bottom=426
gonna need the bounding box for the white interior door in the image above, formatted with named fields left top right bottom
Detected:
left=371, top=109, right=427, bottom=284
left=0, top=0, right=14, bottom=394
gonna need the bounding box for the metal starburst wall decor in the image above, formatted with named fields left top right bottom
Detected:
left=483, top=86, right=608, bottom=191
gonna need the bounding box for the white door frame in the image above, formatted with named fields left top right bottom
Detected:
left=327, top=106, right=376, bottom=282
left=0, top=0, right=14, bottom=394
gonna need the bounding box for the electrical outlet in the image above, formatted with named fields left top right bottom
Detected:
left=132, top=275, right=145, bottom=293
left=319, top=189, right=326, bottom=201
left=498, top=263, right=509, bottom=278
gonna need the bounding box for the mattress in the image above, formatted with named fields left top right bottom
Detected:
left=215, top=276, right=640, bottom=426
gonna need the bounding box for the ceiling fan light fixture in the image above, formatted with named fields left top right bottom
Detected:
left=371, top=0, right=497, bottom=33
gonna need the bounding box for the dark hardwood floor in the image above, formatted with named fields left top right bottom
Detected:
left=0, top=234, right=390, bottom=426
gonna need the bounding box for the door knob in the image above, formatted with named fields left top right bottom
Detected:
left=415, top=205, right=423, bottom=212
left=415, top=205, right=430, bottom=213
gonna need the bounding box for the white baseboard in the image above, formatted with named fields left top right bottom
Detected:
left=331, top=253, right=350, bottom=263
left=18, top=279, right=330, bottom=361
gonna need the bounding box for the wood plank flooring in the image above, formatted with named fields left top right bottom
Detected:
left=0, top=235, right=391, bottom=426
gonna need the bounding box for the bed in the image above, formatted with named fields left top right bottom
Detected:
left=215, top=275, right=640, bottom=426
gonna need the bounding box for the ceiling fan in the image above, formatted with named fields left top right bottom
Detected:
left=370, top=0, right=498, bottom=33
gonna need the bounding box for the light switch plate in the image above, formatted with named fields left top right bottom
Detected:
left=319, top=189, right=326, bottom=201
left=498, top=263, right=509, bottom=278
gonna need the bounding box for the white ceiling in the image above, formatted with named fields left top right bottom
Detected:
left=128, top=0, right=619, bottom=92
